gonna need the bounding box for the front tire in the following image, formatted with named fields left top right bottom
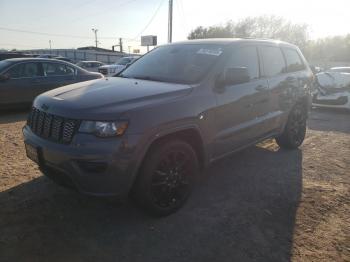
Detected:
left=132, top=140, right=199, bottom=216
left=276, top=103, right=307, bottom=149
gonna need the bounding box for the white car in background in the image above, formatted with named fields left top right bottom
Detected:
left=98, top=56, right=139, bottom=76
left=313, top=71, right=350, bottom=110
left=76, top=61, right=105, bottom=72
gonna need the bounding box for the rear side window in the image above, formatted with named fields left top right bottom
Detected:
left=260, top=46, right=285, bottom=77
left=283, top=48, right=305, bottom=72
left=43, top=63, right=75, bottom=76
left=6, top=62, right=41, bottom=78
left=226, top=46, right=259, bottom=80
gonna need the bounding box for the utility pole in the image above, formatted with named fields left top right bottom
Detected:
left=112, top=38, right=124, bottom=53
left=119, top=38, right=123, bottom=53
left=91, top=28, right=98, bottom=48
left=49, top=40, right=52, bottom=53
left=168, top=0, right=173, bottom=43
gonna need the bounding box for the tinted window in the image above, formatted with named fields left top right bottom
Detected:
left=120, top=44, right=225, bottom=84
left=226, top=46, right=259, bottom=80
left=6, top=62, right=41, bottom=78
left=43, top=63, right=75, bottom=76
left=260, top=46, right=285, bottom=77
left=283, top=48, right=305, bottom=72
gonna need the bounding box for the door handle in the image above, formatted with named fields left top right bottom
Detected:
left=255, top=85, right=268, bottom=91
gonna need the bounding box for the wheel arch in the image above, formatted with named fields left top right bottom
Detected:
left=128, top=126, right=207, bottom=194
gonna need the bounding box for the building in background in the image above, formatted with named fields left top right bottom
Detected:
left=21, top=47, right=131, bottom=64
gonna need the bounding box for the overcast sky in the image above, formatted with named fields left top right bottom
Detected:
left=0, top=0, right=349, bottom=52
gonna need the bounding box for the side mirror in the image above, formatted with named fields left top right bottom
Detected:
left=0, top=73, right=10, bottom=82
left=224, top=67, right=250, bottom=85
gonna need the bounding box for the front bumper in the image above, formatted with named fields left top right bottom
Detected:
left=23, top=125, right=142, bottom=197
left=312, top=92, right=350, bottom=109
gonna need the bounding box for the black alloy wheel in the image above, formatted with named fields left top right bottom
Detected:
left=132, top=140, right=198, bottom=216
left=276, top=103, right=307, bottom=149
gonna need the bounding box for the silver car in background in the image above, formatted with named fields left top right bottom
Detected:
left=76, top=61, right=105, bottom=72
left=98, top=56, right=139, bottom=76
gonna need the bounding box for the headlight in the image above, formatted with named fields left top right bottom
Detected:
left=79, top=120, right=128, bottom=137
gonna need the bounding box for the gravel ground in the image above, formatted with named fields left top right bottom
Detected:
left=0, top=108, right=349, bottom=262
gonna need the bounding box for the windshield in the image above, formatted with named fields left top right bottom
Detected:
left=119, top=44, right=225, bottom=84
left=0, top=60, right=13, bottom=73
left=116, top=57, right=132, bottom=65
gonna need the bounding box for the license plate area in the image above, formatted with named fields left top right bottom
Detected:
left=25, top=143, right=41, bottom=164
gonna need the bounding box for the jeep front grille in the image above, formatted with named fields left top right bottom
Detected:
left=27, top=107, right=80, bottom=144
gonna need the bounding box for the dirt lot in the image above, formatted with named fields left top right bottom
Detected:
left=0, top=108, right=349, bottom=262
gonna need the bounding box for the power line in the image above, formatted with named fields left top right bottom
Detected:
left=0, top=26, right=94, bottom=39
left=133, top=0, right=166, bottom=40
left=0, top=26, right=137, bottom=40
left=0, top=42, right=44, bottom=49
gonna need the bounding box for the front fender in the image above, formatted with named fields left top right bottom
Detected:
left=125, top=123, right=206, bottom=192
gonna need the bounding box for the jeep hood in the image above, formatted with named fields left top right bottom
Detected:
left=34, top=77, right=192, bottom=120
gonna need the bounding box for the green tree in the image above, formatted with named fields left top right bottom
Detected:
left=188, top=15, right=350, bottom=64
left=303, top=34, right=350, bottom=62
left=188, top=15, right=309, bottom=49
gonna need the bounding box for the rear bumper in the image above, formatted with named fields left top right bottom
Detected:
left=23, top=126, right=143, bottom=197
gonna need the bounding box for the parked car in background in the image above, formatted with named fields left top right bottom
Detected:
left=0, top=58, right=103, bottom=108
left=98, top=56, right=139, bottom=76
left=312, top=71, right=350, bottom=110
left=329, top=67, right=350, bottom=73
left=76, top=61, right=105, bottom=72
left=23, top=39, right=312, bottom=216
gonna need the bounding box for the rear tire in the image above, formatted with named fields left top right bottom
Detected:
left=276, top=103, right=307, bottom=149
left=132, top=139, right=199, bottom=216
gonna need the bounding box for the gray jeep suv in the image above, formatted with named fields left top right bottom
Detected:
left=23, top=39, right=312, bottom=216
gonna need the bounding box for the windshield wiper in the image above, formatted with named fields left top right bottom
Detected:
left=132, top=76, right=160, bottom=81
left=117, top=74, right=131, bottom=78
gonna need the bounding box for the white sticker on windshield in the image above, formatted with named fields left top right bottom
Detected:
left=197, top=48, right=223, bottom=56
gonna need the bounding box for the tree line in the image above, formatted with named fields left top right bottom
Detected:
left=188, top=16, right=350, bottom=63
